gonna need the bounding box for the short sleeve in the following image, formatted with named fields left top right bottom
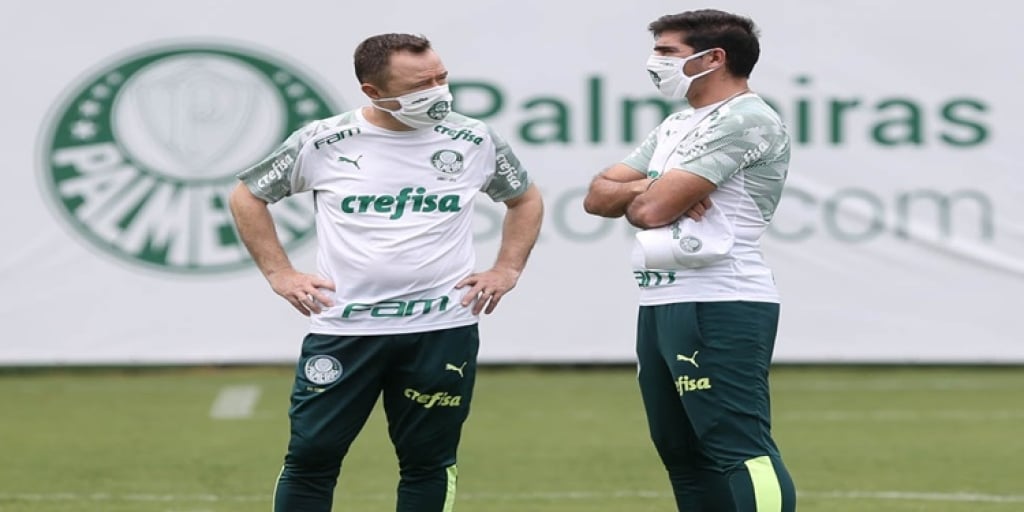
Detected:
left=664, top=108, right=788, bottom=186
left=621, top=124, right=661, bottom=176
left=235, top=123, right=317, bottom=203
left=481, top=126, right=531, bottom=202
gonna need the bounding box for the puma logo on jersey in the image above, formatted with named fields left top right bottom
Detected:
left=445, top=362, right=467, bottom=378
left=676, top=351, right=699, bottom=368
left=338, top=154, right=363, bottom=169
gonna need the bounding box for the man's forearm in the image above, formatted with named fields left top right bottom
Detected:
left=229, top=186, right=294, bottom=280
left=494, top=186, right=544, bottom=274
left=625, top=192, right=666, bottom=229
left=583, top=176, right=651, bottom=218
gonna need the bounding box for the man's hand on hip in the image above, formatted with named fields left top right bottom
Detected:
left=456, top=267, right=521, bottom=315
left=268, top=269, right=336, bottom=317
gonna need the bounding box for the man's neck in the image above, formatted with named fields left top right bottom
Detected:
left=686, top=80, right=751, bottom=109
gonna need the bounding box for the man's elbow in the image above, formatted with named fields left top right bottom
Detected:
left=582, top=194, right=620, bottom=218
left=507, top=185, right=543, bottom=213
left=228, top=183, right=266, bottom=216
left=626, top=202, right=672, bottom=229
left=228, top=184, right=247, bottom=211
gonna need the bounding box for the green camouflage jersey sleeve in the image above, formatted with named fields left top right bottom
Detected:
left=481, top=126, right=531, bottom=202
left=235, top=122, right=318, bottom=203
left=666, top=100, right=790, bottom=221
left=665, top=100, right=789, bottom=186
left=621, top=124, right=661, bottom=175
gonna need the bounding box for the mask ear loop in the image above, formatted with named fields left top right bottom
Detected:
left=685, top=48, right=722, bottom=77
left=368, top=84, right=403, bottom=114
left=370, top=100, right=401, bottom=115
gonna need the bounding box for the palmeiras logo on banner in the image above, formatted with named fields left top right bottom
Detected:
left=38, top=43, right=340, bottom=273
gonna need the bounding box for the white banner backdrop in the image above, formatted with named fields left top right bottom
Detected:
left=1, top=0, right=1021, bottom=364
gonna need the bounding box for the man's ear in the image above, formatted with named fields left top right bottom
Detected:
left=709, top=48, right=727, bottom=66
left=361, top=83, right=383, bottom=100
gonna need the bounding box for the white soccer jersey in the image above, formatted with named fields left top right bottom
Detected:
left=622, top=93, right=790, bottom=305
left=237, top=109, right=530, bottom=335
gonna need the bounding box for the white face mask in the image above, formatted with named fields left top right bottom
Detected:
left=372, top=84, right=453, bottom=129
left=646, top=49, right=716, bottom=99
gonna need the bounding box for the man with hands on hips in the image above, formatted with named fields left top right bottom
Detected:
left=229, top=32, right=542, bottom=512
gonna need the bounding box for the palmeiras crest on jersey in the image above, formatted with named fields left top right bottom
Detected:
left=304, top=355, right=343, bottom=385
left=679, top=236, right=703, bottom=253
left=38, top=42, right=340, bottom=274
left=431, top=149, right=465, bottom=175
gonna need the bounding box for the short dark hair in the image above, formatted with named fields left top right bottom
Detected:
left=353, top=33, right=433, bottom=86
left=648, top=9, right=761, bottom=78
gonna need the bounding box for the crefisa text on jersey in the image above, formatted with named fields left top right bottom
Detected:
left=495, top=153, right=522, bottom=189
left=434, top=125, right=483, bottom=144
left=256, top=152, right=295, bottom=189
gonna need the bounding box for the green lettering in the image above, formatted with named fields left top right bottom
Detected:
left=374, top=195, right=394, bottom=213
left=872, top=99, right=923, bottom=146
left=634, top=271, right=649, bottom=287
left=357, top=195, right=374, bottom=213
left=404, top=297, right=450, bottom=315
left=823, top=188, right=885, bottom=242
left=314, top=132, right=340, bottom=149
left=370, top=300, right=405, bottom=317
left=895, top=190, right=994, bottom=240
left=519, top=97, right=570, bottom=144
left=342, top=303, right=372, bottom=318
left=767, top=187, right=816, bottom=241
left=940, top=99, right=988, bottom=147
left=422, top=195, right=438, bottom=212
left=438, top=195, right=461, bottom=212
left=343, top=296, right=450, bottom=318
left=622, top=97, right=675, bottom=144
left=340, top=196, right=358, bottom=213
left=554, top=187, right=614, bottom=241
left=794, top=75, right=813, bottom=144
left=588, top=75, right=602, bottom=143
left=450, top=81, right=503, bottom=119
left=829, top=98, right=861, bottom=144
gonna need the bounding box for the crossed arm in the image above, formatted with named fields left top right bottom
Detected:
left=583, top=163, right=717, bottom=228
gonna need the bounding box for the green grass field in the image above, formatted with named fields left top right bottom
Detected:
left=1, top=365, right=1022, bottom=512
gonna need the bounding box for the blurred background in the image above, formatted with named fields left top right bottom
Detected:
left=4, top=0, right=1021, bottom=366
left=1, top=1, right=1022, bottom=511
left=3, top=0, right=1022, bottom=365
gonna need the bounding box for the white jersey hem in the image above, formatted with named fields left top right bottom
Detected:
left=308, top=317, right=479, bottom=336
left=638, top=295, right=780, bottom=306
